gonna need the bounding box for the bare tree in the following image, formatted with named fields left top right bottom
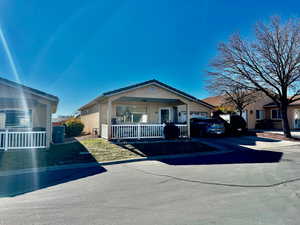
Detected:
left=208, top=16, right=300, bottom=137
left=207, top=78, right=259, bottom=116
left=224, top=87, right=259, bottom=116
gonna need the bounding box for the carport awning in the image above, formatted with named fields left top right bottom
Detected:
left=114, top=96, right=185, bottom=104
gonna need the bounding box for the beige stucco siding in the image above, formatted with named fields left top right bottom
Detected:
left=177, top=102, right=212, bottom=115
left=245, top=93, right=300, bottom=129
left=31, top=104, right=47, bottom=128
left=80, top=103, right=100, bottom=134
left=245, top=95, right=273, bottom=129
left=0, top=83, right=56, bottom=113
left=0, top=83, right=54, bottom=130
left=110, top=84, right=191, bottom=104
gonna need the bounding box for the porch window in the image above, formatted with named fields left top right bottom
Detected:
left=256, top=110, right=265, bottom=120
left=0, top=110, right=32, bottom=128
left=271, top=109, right=282, bottom=120
left=190, top=111, right=209, bottom=118
left=116, top=105, right=147, bottom=123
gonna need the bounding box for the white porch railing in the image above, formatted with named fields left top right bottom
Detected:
left=110, top=124, right=188, bottom=139
left=0, top=130, right=47, bottom=151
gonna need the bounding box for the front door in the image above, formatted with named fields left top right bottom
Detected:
left=295, top=110, right=300, bottom=129
left=160, top=108, right=170, bottom=124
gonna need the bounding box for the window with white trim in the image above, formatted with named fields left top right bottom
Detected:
left=116, top=105, right=147, bottom=123
left=0, top=110, right=32, bottom=128
left=256, top=110, right=265, bottom=120
left=271, top=109, right=282, bottom=120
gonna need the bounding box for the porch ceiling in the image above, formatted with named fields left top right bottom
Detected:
left=114, top=96, right=185, bottom=104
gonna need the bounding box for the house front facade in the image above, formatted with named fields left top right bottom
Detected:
left=203, top=94, right=300, bottom=130
left=0, top=77, right=59, bottom=150
left=78, top=80, right=214, bottom=140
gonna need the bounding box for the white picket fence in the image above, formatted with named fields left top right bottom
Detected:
left=110, top=124, right=188, bottom=139
left=0, top=130, right=47, bottom=151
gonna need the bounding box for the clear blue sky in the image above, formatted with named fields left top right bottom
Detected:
left=0, top=0, right=299, bottom=115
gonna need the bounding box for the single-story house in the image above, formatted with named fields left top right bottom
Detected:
left=0, top=77, right=59, bottom=150
left=78, top=79, right=214, bottom=140
left=202, top=94, right=300, bottom=130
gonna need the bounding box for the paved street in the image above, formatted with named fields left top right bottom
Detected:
left=1, top=137, right=300, bottom=225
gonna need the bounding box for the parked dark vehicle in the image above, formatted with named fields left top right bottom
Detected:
left=221, top=115, right=247, bottom=135
left=190, top=118, right=226, bottom=137
left=163, top=123, right=180, bottom=139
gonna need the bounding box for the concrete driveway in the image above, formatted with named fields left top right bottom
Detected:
left=267, top=130, right=300, bottom=139
left=197, top=135, right=300, bottom=151
left=1, top=136, right=300, bottom=225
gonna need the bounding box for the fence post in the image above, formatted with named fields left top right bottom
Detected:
left=138, top=124, right=141, bottom=139
left=4, top=129, right=8, bottom=151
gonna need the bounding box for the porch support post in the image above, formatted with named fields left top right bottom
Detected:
left=46, top=103, right=51, bottom=148
left=107, top=99, right=112, bottom=139
left=186, top=103, right=190, bottom=138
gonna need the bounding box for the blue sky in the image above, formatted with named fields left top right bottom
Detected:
left=0, top=0, right=299, bottom=115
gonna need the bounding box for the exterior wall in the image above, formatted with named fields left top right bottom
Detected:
left=288, top=107, right=300, bottom=129
left=245, top=92, right=300, bottom=129
left=100, top=102, right=108, bottom=124
left=0, top=82, right=57, bottom=146
left=245, top=95, right=273, bottom=129
left=80, top=103, right=100, bottom=134
left=177, top=102, right=213, bottom=116
left=109, top=84, right=194, bottom=105
left=268, top=106, right=300, bottom=129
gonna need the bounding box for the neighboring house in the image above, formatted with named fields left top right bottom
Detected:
left=52, top=115, right=73, bottom=126
left=0, top=77, right=59, bottom=150
left=78, top=79, right=214, bottom=140
left=203, top=94, right=300, bottom=130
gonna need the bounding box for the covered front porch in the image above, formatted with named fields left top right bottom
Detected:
left=0, top=98, right=51, bottom=150
left=100, top=96, right=191, bottom=140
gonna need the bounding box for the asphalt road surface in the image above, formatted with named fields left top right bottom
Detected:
left=1, top=140, right=300, bottom=225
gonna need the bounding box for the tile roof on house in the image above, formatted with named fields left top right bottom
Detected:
left=202, top=95, right=225, bottom=107
left=79, top=79, right=214, bottom=110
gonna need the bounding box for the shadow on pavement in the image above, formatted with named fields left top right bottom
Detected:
left=159, top=148, right=283, bottom=165
left=198, top=135, right=281, bottom=147
left=0, top=139, right=107, bottom=198
left=0, top=165, right=106, bottom=197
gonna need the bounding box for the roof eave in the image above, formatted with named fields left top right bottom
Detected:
left=0, top=77, right=59, bottom=103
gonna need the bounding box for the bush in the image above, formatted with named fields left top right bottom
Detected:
left=64, top=119, right=84, bottom=137
left=163, top=123, right=180, bottom=139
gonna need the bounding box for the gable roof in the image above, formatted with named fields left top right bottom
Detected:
left=79, top=79, right=214, bottom=110
left=0, top=76, right=59, bottom=103
left=264, top=97, right=300, bottom=108
left=202, top=95, right=226, bottom=107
